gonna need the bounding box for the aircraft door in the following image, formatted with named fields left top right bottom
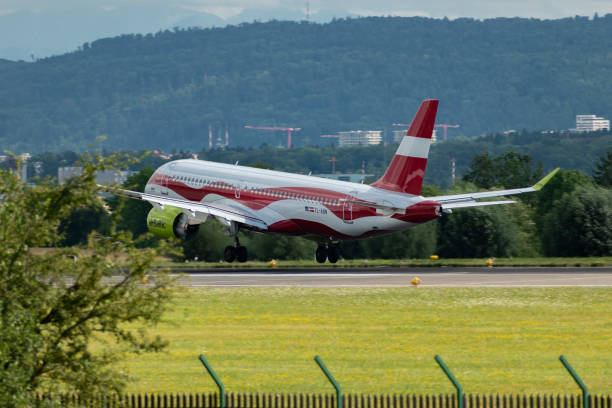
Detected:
left=161, top=173, right=169, bottom=195
left=342, top=195, right=353, bottom=224
left=234, top=180, right=244, bottom=199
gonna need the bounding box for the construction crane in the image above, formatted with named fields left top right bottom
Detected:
left=434, top=124, right=460, bottom=141
left=244, top=126, right=301, bottom=148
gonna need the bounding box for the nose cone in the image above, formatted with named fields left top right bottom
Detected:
left=396, top=200, right=442, bottom=223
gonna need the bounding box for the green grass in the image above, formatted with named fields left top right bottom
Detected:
left=157, top=257, right=612, bottom=269
left=119, top=287, right=612, bottom=394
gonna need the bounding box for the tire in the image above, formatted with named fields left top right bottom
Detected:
left=315, top=245, right=327, bottom=263
left=224, top=245, right=236, bottom=263
left=236, top=246, right=248, bottom=263
left=327, top=246, right=339, bottom=263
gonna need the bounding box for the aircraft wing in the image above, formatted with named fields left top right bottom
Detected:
left=427, top=168, right=560, bottom=210
left=102, top=186, right=269, bottom=230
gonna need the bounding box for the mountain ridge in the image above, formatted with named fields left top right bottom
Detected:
left=1, top=16, right=611, bottom=152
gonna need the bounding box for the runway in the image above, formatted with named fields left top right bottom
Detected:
left=174, top=267, right=612, bottom=287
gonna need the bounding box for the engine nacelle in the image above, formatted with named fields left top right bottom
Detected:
left=147, top=206, right=200, bottom=240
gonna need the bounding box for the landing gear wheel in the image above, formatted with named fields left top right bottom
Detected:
left=224, top=245, right=236, bottom=263
left=236, top=246, right=248, bottom=263
left=327, top=245, right=339, bottom=264
left=315, top=245, right=327, bottom=264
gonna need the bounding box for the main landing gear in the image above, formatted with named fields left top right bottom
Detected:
left=224, top=224, right=248, bottom=263
left=315, top=242, right=339, bottom=264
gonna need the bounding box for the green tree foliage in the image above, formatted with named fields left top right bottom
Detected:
left=463, top=151, right=543, bottom=189
left=2, top=17, right=612, bottom=153
left=435, top=180, right=539, bottom=258
left=436, top=206, right=519, bottom=258
left=243, top=232, right=317, bottom=261
left=342, top=222, right=437, bottom=260
left=593, top=148, right=612, bottom=186
left=541, top=186, right=612, bottom=256
left=110, top=166, right=155, bottom=239
left=0, top=157, right=175, bottom=406
left=59, top=201, right=111, bottom=246
left=534, top=169, right=592, bottom=223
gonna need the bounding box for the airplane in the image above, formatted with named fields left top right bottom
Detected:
left=109, top=99, right=559, bottom=263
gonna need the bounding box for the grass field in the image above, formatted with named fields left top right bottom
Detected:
left=158, top=257, right=612, bottom=269
left=119, top=287, right=612, bottom=395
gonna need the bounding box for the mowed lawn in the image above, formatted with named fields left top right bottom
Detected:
left=119, top=287, right=612, bottom=395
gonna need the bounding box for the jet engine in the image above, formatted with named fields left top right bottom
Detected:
left=146, top=206, right=200, bottom=240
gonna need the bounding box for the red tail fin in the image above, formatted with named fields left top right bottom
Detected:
left=371, top=99, right=438, bottom=195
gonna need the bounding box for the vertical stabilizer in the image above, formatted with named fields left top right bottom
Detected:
left=371, top=99, right=438, bottom=195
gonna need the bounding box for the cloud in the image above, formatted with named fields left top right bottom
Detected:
left=181, top=5, right=244, bottom=19
left=348, top=8, right=431, bottom=18
left=3, top=0, right=612, bottom=20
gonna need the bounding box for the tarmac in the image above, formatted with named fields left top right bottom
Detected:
left=173, top=266, right=612, bottom=287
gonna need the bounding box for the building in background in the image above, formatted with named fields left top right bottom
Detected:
left=315, top=173, right=374, bottom=183
left=575, top=114, right=610, bottom=132
left=338, top=130, right=383, bottom=147
left=58, top=167, right=135, bottom=185
left=392, top=129, right=437, bottom=143
left=1, top=153, right=30, bottom=182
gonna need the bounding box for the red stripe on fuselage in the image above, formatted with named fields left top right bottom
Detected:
left=148, top=173, right=380, bottom=220
left=148, top=172, right=440, bottom=239
left=266, top=219, right=397, bottom=240
left=371, top=156, right=427, bottom=195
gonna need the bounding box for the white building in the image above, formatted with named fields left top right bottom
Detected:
left=576, top=114, right=610, bottom=132
left=338, top=130, right=383, bottom=147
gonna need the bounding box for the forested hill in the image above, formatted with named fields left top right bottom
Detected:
left=2, top=16, right=612, bottom=152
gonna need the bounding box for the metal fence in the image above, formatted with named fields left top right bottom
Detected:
left=35, top=392, right=612, bottom=408
left=34, top=354, right=608, bottom=408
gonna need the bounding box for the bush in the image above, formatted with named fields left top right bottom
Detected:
left=541, top=185, right=612, bottom=256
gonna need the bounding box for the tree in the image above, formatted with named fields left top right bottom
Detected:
left=110, top=166, right=155, bottom=239
left=593, top=148, right=612, bottom=187
left=0, top=156, right=175, bottom=406
left=436, top=206, right=522, bottom=258
left=463, top=151, right=543, bottom=189
left=434, top=181, right=534, bottom=258
left=59, top=199, right=111, bottom=246
left=541, top=185, right=612, bottom=256
left=534, top=169, right=591, bottom=228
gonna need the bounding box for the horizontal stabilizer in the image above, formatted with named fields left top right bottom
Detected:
left=428, top=168, right=561, bottom=208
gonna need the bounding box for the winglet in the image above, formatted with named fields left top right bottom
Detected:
left=532, top=168, right=560, bottom=191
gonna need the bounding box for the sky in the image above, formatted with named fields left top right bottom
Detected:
left=2, top=0, right=612, bottom=19
left=1, top=0, right=611, bottom=60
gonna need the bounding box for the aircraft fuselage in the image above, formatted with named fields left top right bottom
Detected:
left=144, top=159, right=441, bottom=240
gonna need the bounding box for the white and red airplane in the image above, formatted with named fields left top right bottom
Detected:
left=115, top=100, right=558, bottom=263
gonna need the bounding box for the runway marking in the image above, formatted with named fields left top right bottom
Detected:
left=175, top=273, right=404, bottom=277
left=187, top=284, right=612, bottom=287
left=174, top=268, right=612, bottom=287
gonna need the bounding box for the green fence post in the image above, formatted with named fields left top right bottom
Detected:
left=314, top=356, right=342, bottom=408
left=434, top=355, right=463, bottom=408
left=559, top=355, right=589, bottom=408
left=199, top=355, right=226, bottom=408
